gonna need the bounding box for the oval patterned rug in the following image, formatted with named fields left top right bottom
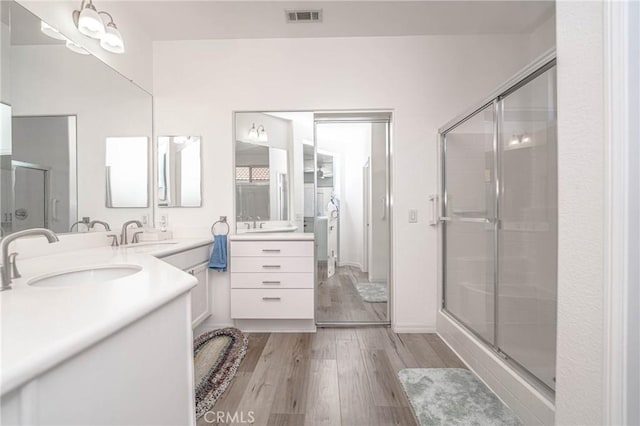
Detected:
left=194, top=327, right=248, bottom=419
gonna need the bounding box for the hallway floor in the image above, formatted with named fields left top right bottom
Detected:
left=199, top=328, right=465, bottom=426
left=316, top=265, right=387, bottom=323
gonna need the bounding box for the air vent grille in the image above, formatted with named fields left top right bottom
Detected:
left=286, top=9, right=322, bottom=23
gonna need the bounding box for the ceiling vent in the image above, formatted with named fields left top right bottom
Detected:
left=285, top=9, right=322, bottom=23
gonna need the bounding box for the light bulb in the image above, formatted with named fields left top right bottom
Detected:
left=41, top=21, right=66, bottom=41
left=77, top=2, right=105, bottom=39
left=66, top=39, right=90, bottom=55
left=257, top=125, right=268, bottom=142
left=248, top=123, right=258, bottom=140
left=100, top=22, right=124, bottom=54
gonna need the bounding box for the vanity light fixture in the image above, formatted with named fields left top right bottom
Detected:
left=508, top=133, right=533, bottom=147
left=73, top=0, right=125, bottom=54
left=73, top=0, right=105, bottom=39
left=98, top=11, right=125, bottom=54
left=40, top=21, right=67, bottom=41
left=65, top=39, right=90, bottom=55
left=247, top=123, right=268, bottom=142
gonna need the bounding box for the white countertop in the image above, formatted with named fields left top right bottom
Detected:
left=0, top=238, right=211, bottom=396
left=229, top=232, right=315, bottom=241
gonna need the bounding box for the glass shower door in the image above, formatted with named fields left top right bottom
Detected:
left=497, top=67, right=557, bottom=389
left=442, top=104, right=497, bottom=344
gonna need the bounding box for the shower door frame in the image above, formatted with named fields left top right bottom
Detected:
left=438, top=49, right=557, bottom=396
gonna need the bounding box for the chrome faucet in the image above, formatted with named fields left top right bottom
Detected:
left=89, top=220, right=111, bottom=231
left=120, top=220, right=143, bottom=246
left=1, top=228, right=59, bottom=291
left=253, top=216, right=261, bottom=229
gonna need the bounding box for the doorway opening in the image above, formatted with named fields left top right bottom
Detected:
left=314, top=112, right=392, bottom=326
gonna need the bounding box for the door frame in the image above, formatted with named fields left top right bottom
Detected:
left=604, top=1, right=640, bottom=423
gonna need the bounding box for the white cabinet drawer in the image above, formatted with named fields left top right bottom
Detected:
left=231, top=272, right=313, bottom=289
left=230, top=241, right=313, bottom=257
left=230, top=289, right=314, bottom=319
left=230, top=256, right=314, bottom=273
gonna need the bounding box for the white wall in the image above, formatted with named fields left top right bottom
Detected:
left=529, top=14, right=556, bottom=60
left=555, top=1, right=605, bottom=424
left=17, top=0, right=154, bottom=92
left=153, top=34, right=543, bottom=331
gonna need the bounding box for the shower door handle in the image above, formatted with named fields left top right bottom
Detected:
left=429, top=195, right=439, bottom=226
left=440, top=217, right=493, bottom=224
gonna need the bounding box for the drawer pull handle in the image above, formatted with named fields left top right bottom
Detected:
left=262, top=249, right=281, bottom=253
left=262, top=281, right=281, bottom=285
left=262, top=265, right=281, bottom=269
left=262, top=297, right=281, bottom=301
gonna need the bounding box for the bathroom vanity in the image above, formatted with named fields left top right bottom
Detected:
left=230, top=233, right=315, bottom=330
left=0, top=237, right=212, bottom=425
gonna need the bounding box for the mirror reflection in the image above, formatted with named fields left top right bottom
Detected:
left=157, top=136, right=202, bottom=207
left=234, top=112, right=309, bottom=233
left=0, top=1, right=152, bottom=237
left=105, top=137, right=149, bottom=208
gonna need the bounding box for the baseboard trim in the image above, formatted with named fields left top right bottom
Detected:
left=392, top=324, right=437, bottom=333
left=233, top=319, right=316, bottom=333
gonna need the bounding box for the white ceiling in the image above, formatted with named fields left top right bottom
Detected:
left=124, top=1, right=555, bottom=41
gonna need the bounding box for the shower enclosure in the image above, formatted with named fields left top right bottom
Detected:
left=440, top=56, right=557, bottom=392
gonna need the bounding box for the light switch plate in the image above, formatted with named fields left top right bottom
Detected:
left=409, top=209, right=418, bottom=223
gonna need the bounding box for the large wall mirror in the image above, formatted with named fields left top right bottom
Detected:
left=0, top=1, right=152, bottom=237
left=234, top=112, right=314, bottom=234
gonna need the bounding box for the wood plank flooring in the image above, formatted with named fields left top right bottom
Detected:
left=316, top=265, right=387, bottom=323
left=197, top=329, right=465, bottom=426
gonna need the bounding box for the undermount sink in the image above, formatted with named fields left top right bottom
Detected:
left=28, top=265, right=142, bottom=288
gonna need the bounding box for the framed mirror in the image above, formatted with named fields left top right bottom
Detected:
left=157, top=136, right=202, bottom=207
left=0, top=1, right=152, bottom=237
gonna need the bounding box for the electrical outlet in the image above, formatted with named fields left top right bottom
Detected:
left=409, top=209, right=418, bottom=223
left=82, top=216, right=90, bottom=224
left=159, top=214, right=168, bottom=230
left=141, top=215, right=148, bottom=225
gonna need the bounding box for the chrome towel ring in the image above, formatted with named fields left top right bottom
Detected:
left=211, top=216, right=230, bottom=236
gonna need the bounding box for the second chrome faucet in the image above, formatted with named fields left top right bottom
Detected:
left=120, top=220, right=143, bottom=246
